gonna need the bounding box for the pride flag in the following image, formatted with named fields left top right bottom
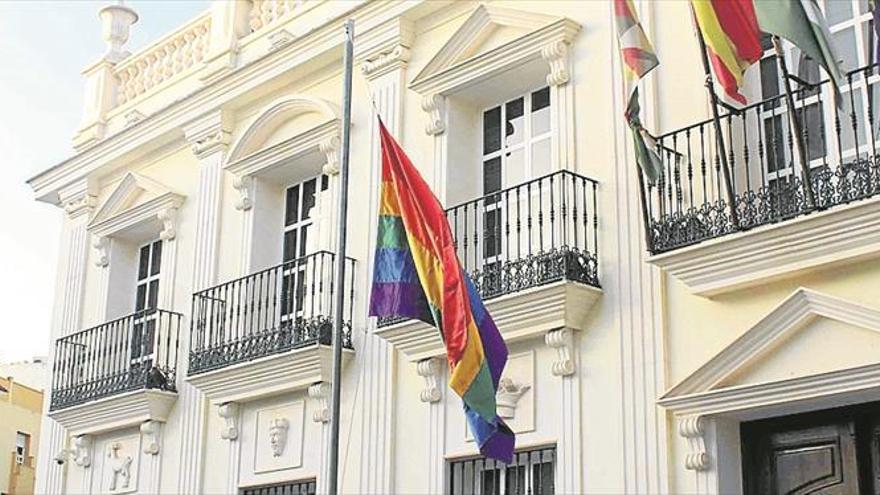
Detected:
left=369, top=118, right=514, bottom=463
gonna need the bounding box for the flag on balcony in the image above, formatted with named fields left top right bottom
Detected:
left=614, top=0, right=662, bottom=185
left=368, top=118, right=514, bottom=463
left=690, top=0, right=763, bottom=105
left=754, top=0, right=844, bottom=92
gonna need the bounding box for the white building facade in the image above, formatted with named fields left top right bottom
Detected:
left=28, top=1, right=880, bottom=494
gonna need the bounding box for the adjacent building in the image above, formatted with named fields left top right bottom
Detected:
left=26, top=0, right=880, bottom=493
left=0, top=377, right=43, bottom=495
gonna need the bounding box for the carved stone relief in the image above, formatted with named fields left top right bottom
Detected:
left=107, top=442, right=133, bottom=492
left=268, top=418, right=289, bottom=457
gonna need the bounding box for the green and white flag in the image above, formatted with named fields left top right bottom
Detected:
left=754, top=0, right=844, bottom=92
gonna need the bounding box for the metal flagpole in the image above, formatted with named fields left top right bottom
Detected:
left=695, top=25, right=741, bottom=230
left=771, top=35, right=817, bottom=209
left=328, top=18, right=354, bottom=495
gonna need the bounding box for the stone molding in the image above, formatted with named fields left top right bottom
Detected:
left=678, top=416, right=708, bottom=471
left=140, top=420, right=161, bottom=455
left=48, top=390, right=177, bottom=437
left=308, top=382, right=331, bottom=423
left=545, top=328, right=575, bottom=377
left=218, top=402, right=240, bottom=440
left=649, top=197, right=880, bottom=297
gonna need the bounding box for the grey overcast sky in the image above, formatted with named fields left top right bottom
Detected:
left=0, top=1, right=209, bottom=363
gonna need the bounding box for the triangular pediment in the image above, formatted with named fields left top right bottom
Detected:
left=410, top=5, right=562, bottom=89
left=88, top=172, right=184, bottom=235
left=662, top=289, right=880, bottom=401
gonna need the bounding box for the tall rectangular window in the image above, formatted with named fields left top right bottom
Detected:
left=132, top=239, right=162, bottom=362
left=281, top=176, right=327, bottom=319
left=447, top=446, right=556, bottom=495
left=481, top=87, right=553, bottom=266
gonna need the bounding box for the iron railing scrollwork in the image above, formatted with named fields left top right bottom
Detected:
left=50, top=308, right=182, bottom=410
left=189, top=251, right=355, bottom=375
left=378, top=170, right=600, bottom=327
left=642, top=62, right=880, bottom=254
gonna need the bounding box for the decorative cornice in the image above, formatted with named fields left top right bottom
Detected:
left=27, top=1, right=413, bottom=204
left=649, top=196, right=880, bottom=297
left=218, top=402, right=240, bottom=440
left=140, top=420, right=161, bottom=454
left=545, top=328, right=575, bottom=377
left=308, top=382, right=331, bottom=423
left=268, top=29, right=295, bottom=51
left=678, top=416, right=708, bottom=471
left=361, top=45, right=410, bottom=79
left=183, top=110, right=233, bottom=159
left=416, top=358, right=442, bottom=403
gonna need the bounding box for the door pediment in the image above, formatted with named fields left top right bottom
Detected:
left=88, top=172, right=184, bottom=241
left=660, top=288, right=880, bottom=415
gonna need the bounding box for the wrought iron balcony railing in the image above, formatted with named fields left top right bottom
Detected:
left=379, top=170, right=600, bottom=327
left=642, top=63, right=880, bottom=254
left=189, top=251, right=355, bottom=375
left=50, top=309, right=182, bottom=411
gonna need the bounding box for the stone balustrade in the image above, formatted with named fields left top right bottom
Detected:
left=248, top=0, right=306, bottom=34
left=114, top=12, right=212, bottom=106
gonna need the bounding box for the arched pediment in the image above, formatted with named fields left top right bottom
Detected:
left=228, top=95, right=340, bottom=163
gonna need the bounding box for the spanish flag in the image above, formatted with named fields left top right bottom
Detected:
left=691, top=0, right=763, bottom=105
left=369, top=119, right=514, bottom=463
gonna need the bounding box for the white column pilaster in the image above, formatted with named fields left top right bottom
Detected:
left=176, top=111, right=232, bottom=494
left=356, top=25, right=411, bottom=493
left=35, top=180, right=97, bottom=495
left=611, top=1, right=668, bottom=492
left=546, top=328, right=582, bottom=493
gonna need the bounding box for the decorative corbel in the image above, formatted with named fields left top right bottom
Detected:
left=63, top=194, right=98, bottom=219
left=496, top=377, right=530, bottom=419
left=679, top=415, right=709, bottom=471
left=416, top=358, right=442, bottom=403
left=158, top=207, right=177, bottom=241
left=73, top=434, right=93, bottom=467
left=218, top=402, right=240, bottom=440
left=421, top=94, right=445, bottom=136
left=93, top=235, right=110, bottom=268
left=319, top=136, right=340, bottom=176
left=232, top=175, right=253, bottom=211
left=140, top=420, right=161, bottom=454
left=190, top=128, right=231, bottom=158
left=308, top=382, right=331, bottom=423
left=541, top=41, right=571, bottom=87
left=545, top=328, right=575, bottom=376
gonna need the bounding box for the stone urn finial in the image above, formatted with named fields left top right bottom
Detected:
left=98, top=1, right=139, bottom=62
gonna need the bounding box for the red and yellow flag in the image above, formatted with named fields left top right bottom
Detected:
left=691, top=0, right=763, bottom=104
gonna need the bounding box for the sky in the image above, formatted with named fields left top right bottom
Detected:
left=0, top=1, right=209, bottom=363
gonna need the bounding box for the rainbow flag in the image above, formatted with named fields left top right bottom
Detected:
left=369, top=118, right=514, bottom=463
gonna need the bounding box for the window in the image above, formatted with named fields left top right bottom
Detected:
left=481, top=87, right=552, bottom=268
left=755, top=0, right=876, bottom=184
left=447, top=446, right=556, bottom=495
left=132, top=240, right=162, bottom=363
left=281, top=176, right=327, bottom=319
left=240, top=479, right=316, bottom=495
left=15, top=432, right=30, bottom=465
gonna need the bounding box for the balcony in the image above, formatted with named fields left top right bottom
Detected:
left=48, top=309, right=181, bottom=435
left=187, top=251, right=355, bottom=404
left=376, top=170, right=602, bottom=362
left=643, top=63, right=880, bottom=296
